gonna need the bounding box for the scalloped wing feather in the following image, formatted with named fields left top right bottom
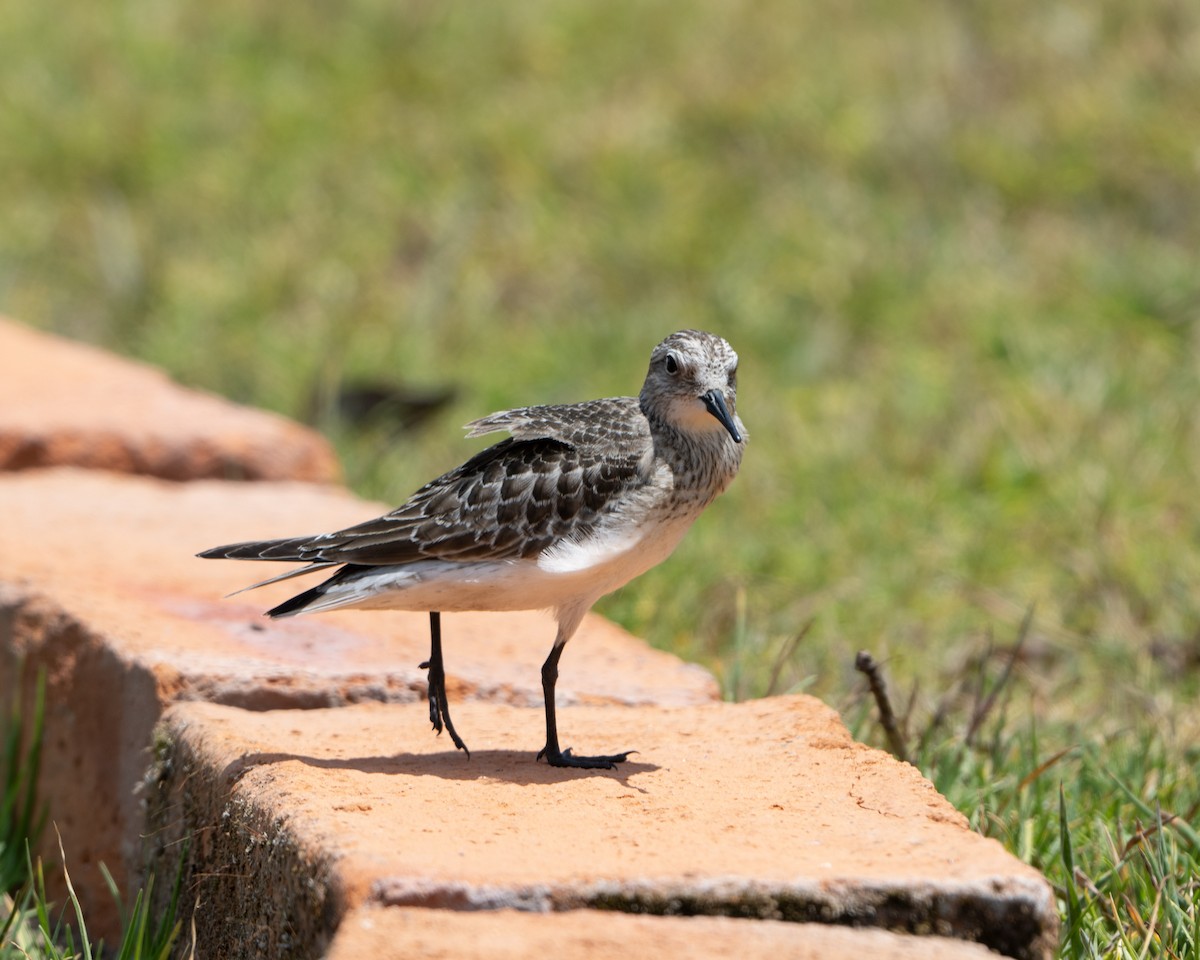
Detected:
left=203, top=398, right=655, bottom=569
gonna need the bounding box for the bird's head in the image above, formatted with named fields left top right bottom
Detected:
left=640, top=330, right=744, bottom=443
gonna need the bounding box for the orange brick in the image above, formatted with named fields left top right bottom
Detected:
left=0, top=319, right=339, bottom=482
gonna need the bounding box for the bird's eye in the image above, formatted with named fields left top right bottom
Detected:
left=728, top=364, right=738, bottom=388
left=664, top=354, right=680, bottom=375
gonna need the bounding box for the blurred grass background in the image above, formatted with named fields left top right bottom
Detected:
left=2, top=0, right=1199, bottom=950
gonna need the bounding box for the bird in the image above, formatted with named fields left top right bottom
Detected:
left=198, top=329, right=746, bottom=769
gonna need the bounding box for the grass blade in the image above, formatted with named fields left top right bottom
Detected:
left=57, top=826, right=93, bottom=960
left=1059, top=784, right=1086, bottom=958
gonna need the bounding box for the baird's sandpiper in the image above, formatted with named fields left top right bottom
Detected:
left=200, top=329, right=745, bottom=769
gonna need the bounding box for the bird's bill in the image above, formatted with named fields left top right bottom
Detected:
left=701, top=389, right=743, bottom=443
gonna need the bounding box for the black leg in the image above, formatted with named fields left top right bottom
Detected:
left=418, top=611, right=470, bottom=758
left=536, top=642, right=633, bottom=770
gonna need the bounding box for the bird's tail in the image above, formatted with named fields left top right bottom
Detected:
left=265, top=582, right=326, bottom=618
left=263, top=565, right=370, bottom=618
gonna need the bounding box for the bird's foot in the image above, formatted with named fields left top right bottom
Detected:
left=536, top=745, right=634, bottom=770
left=419, top=658, right=470, bottom=758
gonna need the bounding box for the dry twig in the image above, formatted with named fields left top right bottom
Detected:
left=855, top=650, right=908, bottom=762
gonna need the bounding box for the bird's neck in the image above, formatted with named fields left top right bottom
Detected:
left=645, top=410, right=743, bottom=499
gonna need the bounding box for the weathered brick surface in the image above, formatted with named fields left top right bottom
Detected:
left=326, top=907, right=1007, bottom=959
left=146, top=699, right=1057, bottom=960
left=0, top=322, right=1058, bottom=958
left=0, top=468, right=715, bottom=938
left=0, top=319, right=340, bottom=482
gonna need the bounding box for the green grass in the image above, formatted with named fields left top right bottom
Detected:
left=2, top=0, right=1199, bottom=954
left=2, top=837, right=184, bottom=960
left=851, top=620, right=1199, bottom=956
left=0, top=675, right=184, bottom=959
left=1, top=671, right=44, bottom=897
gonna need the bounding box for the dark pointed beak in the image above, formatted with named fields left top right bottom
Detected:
left=701, top=390, right=742, bottom=443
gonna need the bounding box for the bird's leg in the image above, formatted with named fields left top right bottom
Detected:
left=418, top=611, right=470, bottom=758
left=536, top=631, right=633, bottom=770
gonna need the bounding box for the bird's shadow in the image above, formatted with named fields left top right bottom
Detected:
left=224, top=749, right=659, bottom=789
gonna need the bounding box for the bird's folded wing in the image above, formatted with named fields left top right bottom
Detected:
left=204, top=417, right=654, bottom=567
left=324, top=426, right=652, bottom=564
